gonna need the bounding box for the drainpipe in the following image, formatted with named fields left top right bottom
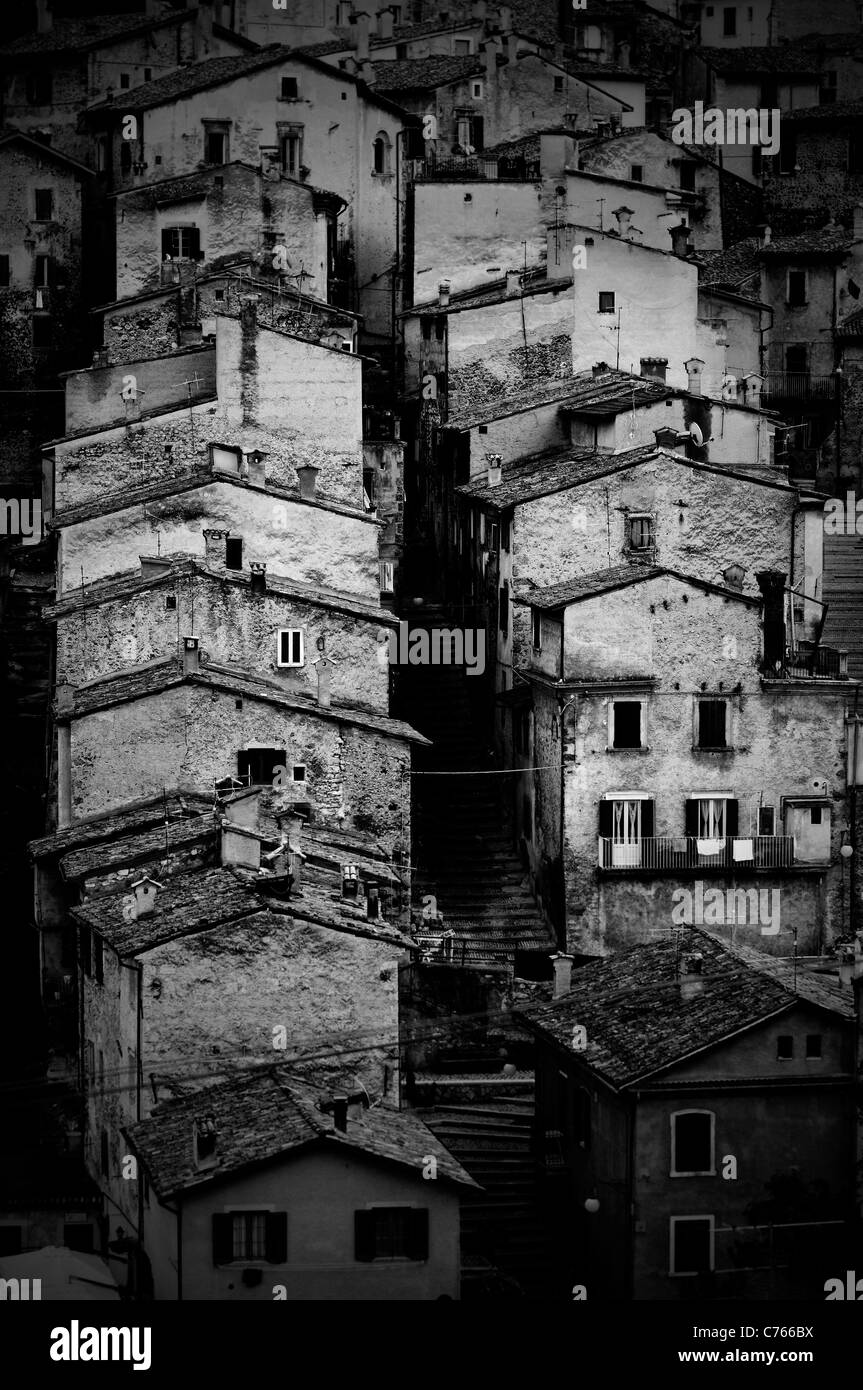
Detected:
left=558, top=690, right=579, bottom=951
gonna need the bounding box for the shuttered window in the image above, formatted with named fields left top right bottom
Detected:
left=355, top=1207, right=429, bottom=1261
left=213, top=1212, right=287, bottom=1264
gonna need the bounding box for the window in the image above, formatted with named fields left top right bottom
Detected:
left=598, top=796, right=655, bottom=855
left=499, top=581, right=509, bottom=635
left=598, top=290, right=615, bottom=314
left=554, top=75, right=564, bottom=92
left=806, top=1034, right=822, bottom=1058
left=34, top=189, right=53, bottom=220
left=627, top=514, right=654, bottom=551
left=630, top=164, right=643, bottom=182
left=100, top=1131, right=109, bottom=1178
left=453, top=38, right=473, bottom=53
left=214, top=288, right=224, bottom=301
left=278, top=629, right=304, bottom=667
left=203, top=129, right=226, bottom=165
left=280, top=77, right=299, bottom=100
left=161, top=226, right=202, bottom=261
left=723, top=6, right=737, bottom=33
left=777, top=1034, right=793, bottom=1059
left=785, top=343, right=808, bottom=375
left=820, top=71, right=837, bottom=105
left=213, top=1211, right=287, bottom=1264
left=373, top=133, right=391, bottom=175
left=758, top=806, right=775, bottom=835
left=671, top=1111, right=715, bottom=1175
left=35, top=255, right=51, bottom=286
left=94, top=935, right=104, bottom=986
left=810, top=805, right=822, bottom=824
left=685, top=796, right=737, bottom=838
left=292, top=765, right=306, bottom=783
left=380, top=561, right=395, bottom=593
left=612, top=701, right=642, bottom=749
left=26, top=71, right=52, bottom=104
left=532, top=609, right=542, bottom=650
left=281, top=128, right=303, bottom=177
left=670, top=1216, right=713, bottom=1275
left=120, top=72, right=130, bottom=89
left=779, top=129, right=797, bottom=174
left=166, top=595, right=177, bottom=611
left=32, top=316, right=52, bottom=349
left=697, top=699, right=727, bottom=749
left=336, top=0, right=352, bottom=21
left=225, top=537, right=242, bottom=570
left=787, top=270, right=807, bottom=306
left=0, top=1226, right=23, bottom=1255
left=0, top=255, right=9, bottom=287
left=355, top=1207, right=428, bottom=1261
left=63, top=1222, right=94, bottom=1253
left=679, top=161, right=696, bottom=191
left=237, top=749, right=286, bottom=785
left=362, top=467, right=376, bottom=511
left=752, top=145, right=762, bottom=177
left=145, top=68, right=152, bottom=82
left=471, top=80, right=483, bottom=99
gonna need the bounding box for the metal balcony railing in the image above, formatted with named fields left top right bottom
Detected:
left=775, top=644, right=847, bottom=679
left=410, top=155, right=539, bottom=183
left=761, top=373, right=837, bottom=402
left=597, top=835, right=796, bottom=870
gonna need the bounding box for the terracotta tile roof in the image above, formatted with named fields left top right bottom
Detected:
left=0, top=11, right=189, bottom=56
left=515, top=563, right=760, bottom=611
left=125, top=1068, right=479, bottom=1198
left=759, top=228, right=855, bottom=258
left=516, top=930, right=852, bottom=1091
left=370, top=55, right=481, bottom=90
left=58, top=654, right=431, bottom=745
left=447, top=369, right=671, bottom=431
left=28, top=790, right=212, bottom=861
left=72, top=864, right=264, bottom=956
left=693, top=237, right=762, bottom=295
left=44, top=557, right=399, bottom=629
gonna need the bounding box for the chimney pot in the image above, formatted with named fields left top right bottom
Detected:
left=182, top=635, right=200, bottom=673
left=315, top=656, right=333, bottom=708
left=486, top=454, right=502, bottom=486
left=202, top=527, right=229, bottom=572
left=296, top=464, right=320, bottom=500
left=249, top=562, right=266, bottom=593
left=679, top=951, right=704, bottom=1000
left=641, top=357, right=668, bottom=383
left=669, top=222, right=691, bottom=257
left=245, top=450, right=267, bottom=486
left=505, top=269, right=521, bottom=297
left=684, top=357, right=705, bottom=394
left=550, top=951, right=574, bottom=998
left=438, top=280, right=451, bottom=307
left=379, top=8, right=394, bottom=39
left=132, top=876, right=159, bottom=918
left=355, top=11, right=370, bottom=61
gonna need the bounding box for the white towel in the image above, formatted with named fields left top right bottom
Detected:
left=697, top=838, right=724, bottom=855
left=732, top=839, right=754, bottom=861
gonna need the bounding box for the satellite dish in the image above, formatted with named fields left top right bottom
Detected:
left=689, top=421, right=703, bottom=446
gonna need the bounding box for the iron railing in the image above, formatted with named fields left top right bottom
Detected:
left=598, top=835, right=796, bottom=870
left=410, top=155, right=540, bottom=182
left=774, top=644, right=847, bottom=679
left=761, top=373, right=838, bottom=402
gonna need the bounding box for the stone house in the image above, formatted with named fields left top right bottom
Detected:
left=519, top=933, right=859, bottom=1298
left=763, top=103, right=863, bottom=236
left=122, top=1068, right=477, bottom=1299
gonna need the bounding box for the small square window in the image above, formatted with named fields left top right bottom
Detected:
left=292, top=765, right=306, bottom=783
left=214, top=289, right=225, bottom=301
left=628, top=515, right=654, bottom=551
left=679, top=162, right=696, bottom=191
left=144, top=68, right=152, bottom=81
left=235, top=699, right=243, bottom=710
left=281, top=77, right=299, bottom=100
left=805, top=1034, right=822, bottom=1058
left=598, top=290, right=615, bottom=314
left=554, top=75, right=564, bottom=92
left=472, top=80, right=483, bottom=98
left=166, top=595, right=177, bottom=610
left=34, top=189, right=53, bottom=220
left=630, top=164, right=643, bottom=182
left=478, top=424, right=488, bottom=435
left=777, top=1035, right=793, bottom=1059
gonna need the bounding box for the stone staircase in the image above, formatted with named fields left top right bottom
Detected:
left=821, top=528, right=863, bottom=680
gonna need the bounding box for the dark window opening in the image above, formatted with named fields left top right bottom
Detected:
left=777, top=1034, right=793, bottom=1059
left=785, top=344, right=808, bottom=374
left=723, top=6, right=737, bottom=34
left=532, top=610, right=542, bottom=649
left=161, top=227, right=202, bottom=261
left=0, top=255, right=9, bottom=287
left=237, top=748, right=286, bottom=786
left=213, top=1211, right=287, bottom=1264
left=554, top=75, right=564, bottom=92
left=698, top=699, right=727, bottom=748
left=679, top=161, right=696, bottom=191
left=166, top=595, right=177, bottom=611
left=26, top=71, right=52, bottom=104
left=278, top=629, right=303, bottom=665
left=35, top=254, right=50, bottom=287
left=280, top=77, right=298, bottom=100
left=805, top=1034, right=822, bottom=1058
left=672, top=1217, right=712, bottom=1274
left=628, top=515, right=654, bottom=550
left=64, top=1222, right=94, bottom=1253
left=281, top=132, right=302, bottom=177
left=630, top=164, right=643, bottom=182
left=758, top=806, right=775, bottom=835
left=204, top=131, right=225, bottom=164
left=752, top=146, right=762, bottom=177
left=225, top=537, right=242, bottom=570
left=144, top=68, right=152, bottom=81
left=120, top=73, right=130, bottom=89
left=32, top=316, right=52, bottom=349
left=362, top=468, right=376, bottom=512
left=34, top=188, right=53, bottom=220
left=120, top=142, right=132, bottom=174
left=355, top=1207, right=428, bottom=1261
left=779, top=130, right=797, bottom=174
left=787, top=270, right=806, bottom=306
left=598, top=290, right=615, bottom=313
left=613, top=701, right=642, bottom=749
left=810, top=805, right=822, bottom=824
left=672, top=1111, right=713, bottom=1172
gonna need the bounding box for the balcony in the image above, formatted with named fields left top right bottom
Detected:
left=410, top=155, right=539, bottom=183
left=771, top=644, right=848, bottom=680
left=761, top=373, right=837, bottom=405
left=598, top=835, right=796, bottom=872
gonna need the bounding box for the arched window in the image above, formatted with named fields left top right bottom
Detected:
left=373, top=132, right=391, bottom=175
left=670, top=1110, right=715, bottom=1175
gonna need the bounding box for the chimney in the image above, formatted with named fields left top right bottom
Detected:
left=504, top=31, right=517, bottom=62
left=613, top=205, right=634, bottom=237
left=438, top=279, right=451, bottom=307
left=355, top=11, right=370, bottom=60
left=202, top=527, right=229, bottom=572
left=742, top=373, right=763, bottom=407
left=669, top=222, right=691, bottom=257
left=679, top=951, right=704, bottom=1000
left=245, top=449, right=267, bottom=486
left=684, top=357, right=705, bottom=394
left=315, top=656, right=333, bottom=707
left=472, top=0, right=488, bottom=16
left=592, top=361, right=610, bottom=378
left=240, top=294, right=259, bottom=332
left=498, top=3, right=513, bottom=28
left=221, top=820, right=263, bottom=870
left=194, top=1117, right=218, bottom=1168
left=182, top=635, right=200, bottom=673
left=195, top=0, right=214, bottom=50
left=756, top=569, right=787, bottom=673
left=359, top=58, right=374, bottom=82
left=759, top=223, right=771, bottom=247
left=296, top=464, right=320, bottom=500
left=332, top=1095, right=348, bottom=1132
left=617, top=40, right=631, bottom=68
left=854, top=204, right=863, bottom=241
left=641, top=357, right=668, bottom=382
left=550, top=951, right=574, bottom=998
left=132, top=876, right=158, bottom=919
left=35, top=0, right=51, bottom=33
left=654, top=425, right=681, bottom=448
left=486, top=454, right=502, bottom=486
left=249, top=562, right=266, bottom=594
left=483, top=35, right=501, bottom=81
left=378, top=7, right=394, bottom=39
left=840, top=946, right=856, bottom=987
left=505, top=269, right=521, bottom=297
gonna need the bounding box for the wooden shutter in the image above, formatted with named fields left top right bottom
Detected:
left=354, top=1210, right=376, bottom=1262
left=598, top=800, right=614, bottom=837
left=684, top=799, right=699, bottom=837
left=265, top=1212, right=287, bottom=1263
left=212, top=1213, right=233, bottom=1265
left=641, top=799, right=654, bottom=838
left=406, top=1208, right=429, bottom=1260
left=725, top=799, right=738, bottom=836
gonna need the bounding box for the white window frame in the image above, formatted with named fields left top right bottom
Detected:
left=380, top=561, right=395, bottom=593
left=694, top=795, right=728, bottom=837
left=277, top=628, right=305, bottom=667
left=670, top=1110, right=716, bottom=1177
left=609, top=699, right=644, bottom=750
left=669, top=1215, right=715, bottom=1276
left=292, top=764, right=307, bottom=783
